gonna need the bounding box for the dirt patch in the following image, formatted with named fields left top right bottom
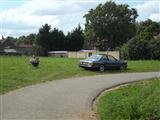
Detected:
left=79, top=111, right=99, bottom=120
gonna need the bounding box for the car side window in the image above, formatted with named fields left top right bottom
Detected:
left=108, top=55, right=117, bottom=61
left=101, top=56, right=108, bottom=61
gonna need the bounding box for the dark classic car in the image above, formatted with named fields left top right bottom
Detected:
left=79, top=54, right=127, bottom=72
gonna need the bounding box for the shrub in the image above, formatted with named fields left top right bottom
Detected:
left=150, top=38, right=160, bottom=60
left=120, top=43, right=129, bottom=60
left=120, top=31, right=160, bottom=60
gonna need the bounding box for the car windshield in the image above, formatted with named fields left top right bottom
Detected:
left=86, top=55, right=102, bottom=61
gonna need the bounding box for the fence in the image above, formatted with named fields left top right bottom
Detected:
left=68, top=51, right=119, bottom=59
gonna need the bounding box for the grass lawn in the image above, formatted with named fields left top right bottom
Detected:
left=96, top=78, right=160, bottom=120
left=0, top=56, right=97, bottom=94
left=127, top=60, right=160, bottom=72
left=0, top=56, right=160, bottom=94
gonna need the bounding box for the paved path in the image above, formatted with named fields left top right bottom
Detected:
left=1, top=72, right=160, bottom=120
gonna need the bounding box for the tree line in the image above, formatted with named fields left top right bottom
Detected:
left=37, top=24, right=84, bottom=52
left=7, top=24, right=84, bottom=56
left=5, top=1, right=160, bottom=59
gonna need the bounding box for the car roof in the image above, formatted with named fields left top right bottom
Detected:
left=92, top=54, right=103, bottom=57
left=97, top=54, right=117, bottom=59
left=98, top=54, right=108, bottom=56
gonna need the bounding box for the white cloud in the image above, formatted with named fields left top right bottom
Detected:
left=1, top=0, right=159, bottom=38
left=0, top=0, right=104, bottom=37
left=133, top=1, right=160, bottom=21
left=149, top=13, right=160, bottom=21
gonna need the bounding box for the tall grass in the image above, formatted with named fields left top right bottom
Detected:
left=97, top=78, right=160, bottom=120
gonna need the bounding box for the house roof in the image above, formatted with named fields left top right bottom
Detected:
left=79, top=50, right=96, bottom=52
left=17, top=45, right=33, bottom=48
left=48, top=51, right=68, bottom=54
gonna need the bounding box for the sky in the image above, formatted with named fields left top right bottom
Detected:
left=0, top=0, right=160, bottom=38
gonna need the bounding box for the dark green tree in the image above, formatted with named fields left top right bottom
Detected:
left=66, top=25, right=84, bottom=51
left=84, top=1, right=138, bottom=50
left=137, top=19, right=160, bottom=36
left=120, top=19, right=160, bottom=60
left=150, top=36, right=160, bottom=60
left=50, top=28, right=66, bottom=51
left=127, top=31, right=153, bottom=60
left=6, top=36, right=17, bottom=43
left=27, top=34, right=37, bottom=45
left=37, top=23, right=51, bottom=55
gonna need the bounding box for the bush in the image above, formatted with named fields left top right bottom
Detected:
left=120, top=43, right=129, bottom=60
left=120, top=31, right=160, bottom=60
left=150, top=39, right=160, bottom=60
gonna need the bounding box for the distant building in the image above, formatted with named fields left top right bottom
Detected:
left=0, top=39, right=20, bottom=55
left=16, top=44, right=34, bottom=55
left=48, top=50, right=119, bottom=59
left=48, top=51, right=68, bottom=57
left=0, top=39, right=35, bottom=55
left=0, top=39, right=16, bottom=50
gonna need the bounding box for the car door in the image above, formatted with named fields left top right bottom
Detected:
left=100, top=55, right=110, bottom=69
left=107, top=55, right=119, bottom=69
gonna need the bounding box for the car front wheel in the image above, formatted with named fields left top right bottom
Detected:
left=120, top=65, right=126, bottom=71
left=99, top=65, right=105, bottom=72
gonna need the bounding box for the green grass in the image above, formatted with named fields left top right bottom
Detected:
left=127, top=60, right=160, bottom=72
left=0, top=56, right=97, bottom=94
left=0, top=56, right=160, bottom=94
left=97, top=78, right=160, bottom=120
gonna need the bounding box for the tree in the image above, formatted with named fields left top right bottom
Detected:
left=127, top=31, right=153, bottom=60
left=150, top=36, right=160, bottom=60
left=50, top=28, right=66, bottom=51
left=16, top=35, right=26, bottom=45
left=120, top=19, right=160, bottom=60
left=137, top=19, right=160, bottom=36
left=6, top=36, right=17, bottom=43
left=37, top=23, right=51, bottom=55
left=84, top=1, right=138, bottom=50
left=27, top=34, right=37, bottom=45
left=16, top=34, right=37, bottom=45
left=66, top=25, right=84, bottom=51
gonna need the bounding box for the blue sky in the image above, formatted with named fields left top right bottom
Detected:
left=0, top=0, right=159, bottom=38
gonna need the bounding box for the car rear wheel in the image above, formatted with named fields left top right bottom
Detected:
left=120, top=65, right=126, bottom=71
left=99, top=65, right=105, bottom=72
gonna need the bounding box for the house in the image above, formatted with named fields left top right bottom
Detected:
left=16, top=44, right=34, bottom=55
left=48, top=51, right=68, bottom=57
left=0, top=38, right=35, bottom=55
left=0, top=39, right=16, bottom=50
left=0, top=39, right=20, bottom=55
